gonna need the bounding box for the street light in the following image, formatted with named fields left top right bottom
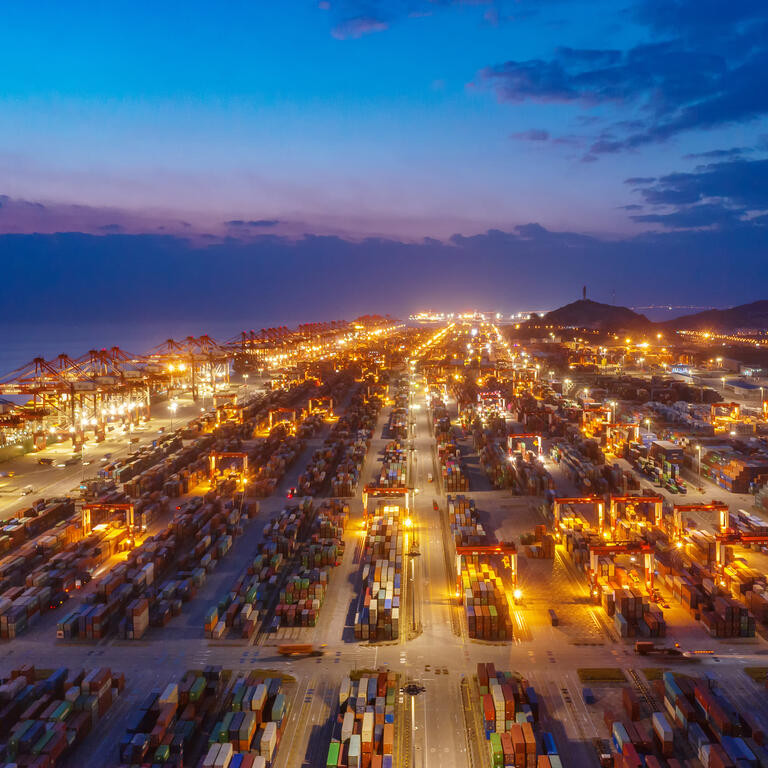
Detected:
left=696, top=445, right=701, bottom=484
left=721, top=377, right=726, bottom=391
left=645, top=418, right=651, bottom=433
left=169, top=401, right=178, bottom=431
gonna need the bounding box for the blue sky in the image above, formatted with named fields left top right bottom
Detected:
left=1, top=0, right=767, bottom=321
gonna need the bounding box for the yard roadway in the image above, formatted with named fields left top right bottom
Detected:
left=1, top=376, right=768, bottom=766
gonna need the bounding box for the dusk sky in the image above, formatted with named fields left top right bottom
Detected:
left=2, top=0, right=768, bottom=326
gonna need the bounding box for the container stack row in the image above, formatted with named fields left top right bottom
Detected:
left=461, top=562, right=514, bottom=641
left=439, top=443, right=468, bottom=492
left=58, top=494, right=243, bottom=641
left=205, top=544, right=288, bottom=641
left=0, top=498, right=75, bottom=556
left=655, top=547, right=757, bottom=638
left=602, top=587, right=666, bottom=640
left=275, top=500, right=349, bottom=628
left=448, top=495, right=485, bottom=546
left=205, top=499, right=314, bottom=639
left=327, top=671, right=399, bottom=768
left=376, top=442, right=407, bottom=489
left=0, top=521, right=132, bottom=639
left=355, top=509, right=403, bottom=641
left=329, top=387, right=382, bottom=497
left=604, top=671, right=768, bottom=768
left=0, top=665, right=123, bottom=768
left=118, top=667, right=290, bottom=767
left=477, top=438, right=515, bottom=489
left=519, top=525, right=555, bottom=559
left=476, top=663, right=549, bottom=768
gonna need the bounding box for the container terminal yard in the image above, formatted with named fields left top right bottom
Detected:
left=4, top=316, right=768, bottom=767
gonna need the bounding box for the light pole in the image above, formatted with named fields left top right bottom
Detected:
left=696, top=445, right=701, bottom=485
left=721, top=377, right=726, bottom=392
left=645, top=418, right=651, bottom=434
left=169, top=401, right=178, bottom=431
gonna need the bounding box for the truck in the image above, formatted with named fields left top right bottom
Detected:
left=277, top=643, right=325, bottom=657
left=634, top=641, right=703, bottom=661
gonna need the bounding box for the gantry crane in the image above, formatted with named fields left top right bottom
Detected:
left=268, top=407, right=302, bottom=430
left=455, top=542, right=518, bottom=590
left=80, top=501, right=135, bottom=535
left=209, top=451, right=249, bottom=480
left=507, top=433, right=543, bottom=455
left=607, top=494, right=664, bottom=533
left=552, top=496, right=605, bottom=529
left=672, top=501, right=729, bottom=540
left=588, top=540, right=656, bottom=591
left=308, top=397, right=334, bottom=416
left=362, top=485, right=411, bottom=519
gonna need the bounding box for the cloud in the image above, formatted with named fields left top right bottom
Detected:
left=634, top=157, right=768, bottom=210
left=326, top=1, right=529, bottom=39
left=4, top=222, right=767, bottom=329
left=479, top=43, right=726, bottom=106
left=478, top=3, right=768, bottom=152
left=683, top=147, right=752, bottom=160
left=510, top=129, right=550, bottom=141
left=624, top=177, right=656, bottom=185
left=622, top=156, right=768, bottom=229
left=0, top=194, right=196, bottom=236
left=630, top=202, right=744, bottom=228
left=225, top=219, right=280, bottom=228
left=331, top=16, right=389, bottom=39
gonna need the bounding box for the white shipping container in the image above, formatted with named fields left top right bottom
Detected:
left=202, top=743, right=220, bottom=768
left=213, top=742, right=233, bottom=768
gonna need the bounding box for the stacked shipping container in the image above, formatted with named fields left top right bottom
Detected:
left=354, top=506, right=402, bottom=641
left=118, top=667, right=290, bottom=767
left=476, top=663, right=549, bottom=768
left=0, top=665, right=123, bottom=767
left=326, top=671, right=398, bottom=768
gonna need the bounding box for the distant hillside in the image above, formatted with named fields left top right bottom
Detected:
left=539, top=300, right=652, bottom=331
left=665, top=301, right=768, bottom=331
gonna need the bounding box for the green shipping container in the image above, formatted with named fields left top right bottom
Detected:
left=220, top=712, right=234, bottom=741
left=33, top=729, right=56, bottom=756
left=489, top=732, right=503, bottom=768
left=327, top=741, right=340, bottom=767
left=190, top=676, right=206, bottom=702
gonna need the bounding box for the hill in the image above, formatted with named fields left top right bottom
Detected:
left=665, top=301, right=768, bottom=331
left=539, top=299, right=652, bottom=331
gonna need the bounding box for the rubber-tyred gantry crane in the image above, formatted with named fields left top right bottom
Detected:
left=80, top=501, right=135, bottom=535
left=362, top=485, right=410, bottom=519
left=507, top=433, right=543, bottom=455
left=608, top=494, right=664, bottom=532
left=672, top=501, right=729, bottom=539
left=209, top=451, right=249, bottom=479
left=553, top=495, right=605, bottom=528
left=455, top=542, right=518, bottom=590
left=268, top=407, right=302, bottom=430
left=588, top=540, right=656, bottom=591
